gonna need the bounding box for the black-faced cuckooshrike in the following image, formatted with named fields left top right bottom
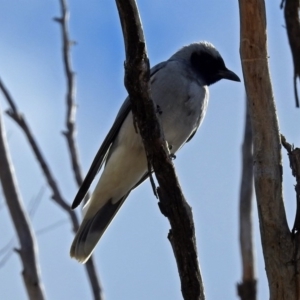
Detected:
left=70, top=41, right=240, bottom=263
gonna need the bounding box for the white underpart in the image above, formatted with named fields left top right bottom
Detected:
left=83, top=58, right=209, bottom=221
left=70, top=42, right=223, bottom=262
left=83, top=112, right=147, bottom=219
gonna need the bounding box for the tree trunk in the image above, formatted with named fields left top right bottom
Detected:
left=238, top=0, right=300, bottom=299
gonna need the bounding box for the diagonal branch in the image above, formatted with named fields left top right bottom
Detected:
left=115, top=1, right=204, bottom=299
left=0, top=77, right=103, bottom=300
left=0, top=108, right=46, bottom=300
left=0, top=76, right=79, bottom=230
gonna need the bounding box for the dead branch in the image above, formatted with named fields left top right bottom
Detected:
left=115, top=0, right=204, bottom=299
left=0, top=108, right=46, bottom=300
left=281, top=135, right=300, bottom=234
left=0, top=77, right=103, bottom=300
left=237, top=102, right=256, bottom=300
left=0, top=76, right=79, bottom=229
left=0, top=187, right=45, bottom=269
left=280, top=0, right=300, bottom=108
left=54, top=0, right=86, bottom=190
left=54, top=1, right=102, bottom=297
left=238, top=0, right=300, bottom=298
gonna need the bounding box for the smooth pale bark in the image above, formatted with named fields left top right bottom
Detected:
left=238, top=0, right=300, bottom=299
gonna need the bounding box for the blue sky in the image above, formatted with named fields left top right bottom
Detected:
left=0, top=1, right=299, bottom=299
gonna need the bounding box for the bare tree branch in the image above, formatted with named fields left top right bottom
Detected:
left=0, top=186, right=44, bottom=267
left=115, top=1, right=204, bottom=299
left=0, top=238, right=14, bottom=256
left=237, top=102, right=256, bottom=300
left=54, top=0, right=86, bottom=190
left=0, top=76, right=79, bottom=230
left=54, top=1, right=103, bottom=298
left=280, top=0, right=300, bottom=108
left=36, top=219, right=69, bottom=235
left=0, top=108, right=46, bottom=300
left=0, top=187, right=45, bottom=269
left=27, top=187, right=46, bottom=217
left=0, top=238, right=15, bottom=268
left=0, top=77, right=103, bottom=300
left=238, top=0, right=300, bottom=298
left=0, top=246, right=14, bottom=268
left=281, top=135, right=300, bottom=235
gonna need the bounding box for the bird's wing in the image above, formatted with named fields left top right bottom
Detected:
left=71, top=100, right=131, bottom=209
left=186, top=127, right=199, bottom=143
left=70, top=169, right=151, bottom=262
left=71, top=61, right=168, bottom=209
left=185, top=102, right=206, bottom=143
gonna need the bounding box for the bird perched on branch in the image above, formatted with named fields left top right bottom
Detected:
left=70, top=41, right=240, bottom=263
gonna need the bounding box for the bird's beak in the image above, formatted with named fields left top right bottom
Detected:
left=218, top=68, right=241, bottom=82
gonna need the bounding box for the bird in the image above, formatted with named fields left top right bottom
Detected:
left=70, top=41, right=240, bottom=263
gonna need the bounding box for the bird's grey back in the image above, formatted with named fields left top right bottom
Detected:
left=149, top=55, right=208, bottom=152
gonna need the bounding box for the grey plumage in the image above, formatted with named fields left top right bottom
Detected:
left=70, top=41, right=240, bottom=263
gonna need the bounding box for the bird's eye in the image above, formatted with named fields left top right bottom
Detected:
left=190, top=51, right=226, bottom=85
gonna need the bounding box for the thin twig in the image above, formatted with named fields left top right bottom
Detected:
left=54, top=0, right=86, bottom=190
left=0, top=238, right=14, bottom=257
left=28, top=186, right=46, bottom=217
left=115, top=1, right=204, bottom=299
left=0, top=247, right=14, bottom=268
left=54, top=1, right=102, bottom=298
left=0, top=188, right=44, bottom=268
left=36, top=219, right=69, bottom=235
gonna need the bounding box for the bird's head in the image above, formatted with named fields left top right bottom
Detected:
left=171, top=41, right=241, bottom=86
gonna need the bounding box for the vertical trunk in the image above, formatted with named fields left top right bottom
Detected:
left=238, top=0, right=300, bottom=299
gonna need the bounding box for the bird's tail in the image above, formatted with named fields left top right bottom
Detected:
left=70, top=195, right=128, bottom=263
